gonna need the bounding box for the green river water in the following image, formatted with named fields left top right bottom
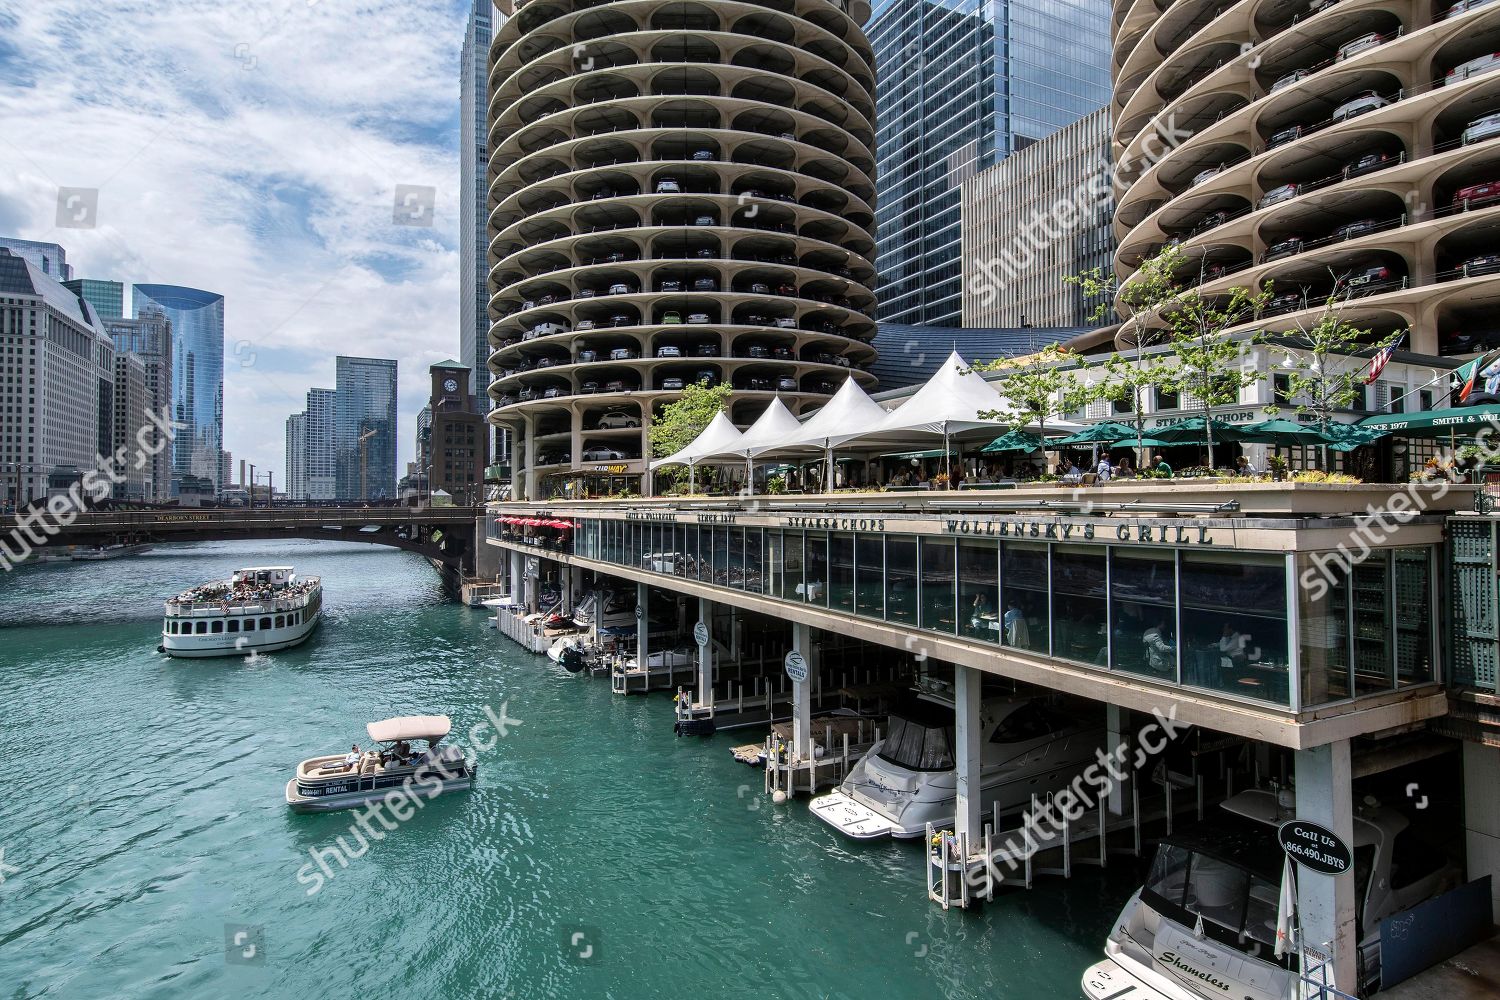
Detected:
left=0, top=539, right=1144, bottom=999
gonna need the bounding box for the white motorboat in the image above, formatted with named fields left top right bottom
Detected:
left=160, top=565, right=321, bottom=658
left=285, top=715, right=476, bottom=813
left=1081, top=788, right=1463, bottom=1000
left=574, top=588, right=635, bottom=629
left=809, top=692, right=1104, bottom=839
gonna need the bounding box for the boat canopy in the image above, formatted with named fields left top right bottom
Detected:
left=367, top=715, right=452, bottom=743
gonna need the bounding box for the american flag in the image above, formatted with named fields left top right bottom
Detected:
left=1363, top=333, right=1405, bottom=385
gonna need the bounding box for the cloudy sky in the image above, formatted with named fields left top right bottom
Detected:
left=0, top=0, right=474, bottom=480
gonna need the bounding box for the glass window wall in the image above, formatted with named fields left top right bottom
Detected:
left=1110, top=550, right=1176, bottom=680
left=958, top=539, right=999, bottom=643
left=803, top=532, right=829, bottom=606
left=855, top=534, right=884, bottom=618
left=1052, top=546, right=1107, bottom=665
left=830, top=532, right=855, bottom=613
left=920, top=537, right=957, bottom=634
left=1001, top=543, right=1048, bottom=653
left=1182, top=553, right=1289, bottom=705
left=886, top=535, right=918, bottom=626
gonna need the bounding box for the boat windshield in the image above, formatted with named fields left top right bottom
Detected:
left=877, top=706, right=955, bottom=771
left=1143, top=838, right=1284, bottom=953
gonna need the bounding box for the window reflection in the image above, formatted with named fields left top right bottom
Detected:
left=1111, top=550, right=1176, bottom=680
left=920, top=537, right=957, bottom=634
left=856, top=534, right=884, bottom=618
left=959, top=539, right=999, bottom=643
left=779, top=531, right=803, bottom=602
left=1001, top=543, right=1048, bottom=652
left=1181, top=553, right=1289, bottom=705
left=830, top=532, right=855, bottom=612
left=1052, top=546, right=1107, bottom=665
left=803, top=532, right=829, bottom=606
left=886, top=535, right=918, bottom=626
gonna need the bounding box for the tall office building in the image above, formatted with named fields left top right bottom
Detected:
left=461, top=1, right=494, bottom=408
left=0, top=252, right=113, bottom=505
left=104, top=306, right=173, bottom=501
left=284, top=411, right=308, bottom=501
left=961, top=107, right=1114, bottom=327
left=0, top=237, right=72, bottom=282
left=132, top=284, right=224, bottom=494
left=486, top=0, right=879, bottom=499
left=869, top=0, right=1111, bottom=327
left=416, top=404, right=432, bottom=475
left=333, top=356, right=397, bottom=501
left=112, top=353, right=151, bottom=499
left=63, top=279, right=124, bottom=321
left=305, top=388, right=337, bottom=500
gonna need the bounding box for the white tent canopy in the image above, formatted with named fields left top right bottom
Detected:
left=718, top=397, right=803, bottom=459
left=649, top=410, right=744, bottom=470
left=783, top=377, right=890, bottom=451
left=869, top=350, right=1007, bottom=437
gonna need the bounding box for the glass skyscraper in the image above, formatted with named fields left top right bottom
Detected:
left=460, top=2, right=494, bottom=412
left=333, top=356, right=397, bottom=501
left=869, top=0, right=1111, bottom=326
left=132, top=284, right=224, bottom=494
left=63, top=278, right=124, bottom=320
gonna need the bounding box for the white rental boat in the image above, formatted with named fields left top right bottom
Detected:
left=1081, top=788, right=1463, bottom=1000
left=160, top=565, right=321, bottom=658
left=285, top=715, right=476, bottom=813
left=809, top=692, right=1104, bottom=839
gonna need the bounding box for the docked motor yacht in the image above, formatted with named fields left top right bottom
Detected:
left=809, top=692, right=1105, bottom=839
left=285, top=715, right=476, bottom=813
left=160, top=565, right=321, bottom=658
left=1081, top=788, right=1463, bottom=1000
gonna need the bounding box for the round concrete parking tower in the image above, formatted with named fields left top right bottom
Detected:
left=486, top=0, right=880, bottom=498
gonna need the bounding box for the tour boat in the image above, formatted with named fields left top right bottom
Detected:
left=809, top=693, right=1104, bottom=839
left=285, top=715, right=476, bottom=813
left=159, top=565, right=321, bottom=658
left=1081, top=789, right=1463, bottom=1000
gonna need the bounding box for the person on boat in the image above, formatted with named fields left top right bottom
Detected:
left=343, top=745, right=361, bottom=771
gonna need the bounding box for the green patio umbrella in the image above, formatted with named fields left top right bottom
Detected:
left=1323, top=423, right=1390, bottom=452
left=1236, top=418, right=1338, bottom=446
left=1120, top=436, right=1174, bottom=448
left=1050, top=421, right=1139, bottom=446
left=1149, top=417, right=1254, bottom=444
left=980, top=429, right=1045, bottom=453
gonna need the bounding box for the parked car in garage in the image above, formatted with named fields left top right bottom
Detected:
left=1331, top=218, right=1382, bottom=240
left=1460, top=253, right=1500, bottom=277
left=660, top=377, right=685, bottom=390
left=1261, top=236, right=1306, bottom=262
left=1331, top=90, right=1387, bottom=122
left=1267, top=124, right=1304, bottom=148
left=1462, top=112, right=1500, bottom=144
left=1345, top=150, right=1396, bottom=178
left=1259, top=183, right=1298, bottom=208
left=1447, top=52, right=1500, bottom=85
left=582, top=445, right=626, bottom=462
left=1454, top=178, right=1500, bottom=208
left=1264, top=290, right=1307, bottom=315
left=595, top=411, right=639, bottom=429
left=1340, top=262, right=1396, bottom=294
left=1271, top=68, right=1310, bottom=91
left=1335, top=32, right=1386, bottom=62
left=609, top=347, right=638, bottom=360
left=656, top=345, right=682, bottom=357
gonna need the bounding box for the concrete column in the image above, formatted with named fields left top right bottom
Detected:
left=696, top=596, right=713, bottom=708
left=1464, top=742, right=1500, bottom=921
left=1294, top=739, right=1358, bottom=992
left=791, top=621, right=812, bottom=761
left=954, top=663, right=982, bottom=842
left=509, top=550, right=523, bottom=603
left=509, top=422, right=523, bottom=501
left=635, top=582, right=649, bottom=670
left=523, top=415, right=537, bottom=501
left=1107, top=704, right=1127, bottom=816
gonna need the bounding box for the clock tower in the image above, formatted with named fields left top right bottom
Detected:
left=424, top=360, right=489, bottom=501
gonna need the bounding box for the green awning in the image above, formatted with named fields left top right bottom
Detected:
left=878, top=448, right=950, bottom=460
left=1235, top=418, right=1338, bottom=446
left=1358, top=403, right=1500, bottom=436
left=980, top=430, right=1045, bottom=453
left=1148, top=417, right=1255, bottom=444
left=1324, top=424, right=1390, bottom=452
left=1051, top=421, right=1139, bottom=446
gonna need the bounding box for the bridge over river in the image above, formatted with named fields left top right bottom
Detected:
left=5, top=505, right=487, bottom=575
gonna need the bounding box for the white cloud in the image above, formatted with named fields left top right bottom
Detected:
left=0, top=0, right=472, bottom=480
